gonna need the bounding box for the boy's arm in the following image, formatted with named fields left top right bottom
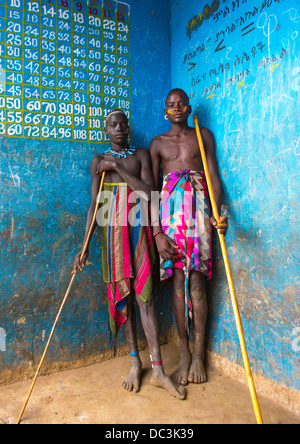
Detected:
left=201, top=128, right=228, bottom=235
left=150, top=138, right=162, bottom=234
left=150, top=138, right=179, bottom=260
left=136, top=147, right=154, bottom=194
left=72, top=156, right=101, bottom=273
left=150, top=138, right=161, bottom=191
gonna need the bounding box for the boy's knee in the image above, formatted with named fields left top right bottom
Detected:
left=174, top=286, right=185, bottom=301
left=136, top=292, right=154, bottom=312
left=190, top=285, right=206, bottom=302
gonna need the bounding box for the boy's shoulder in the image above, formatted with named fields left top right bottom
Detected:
left=134, top=146, right=148, bottom=154
left=150, top=130, right=172, bottom=151
left=90, top=153, right=102, bottom=172
left=91, top=153, right=103, bottom=163
left=199, top=127, right=215, bottom=148
left=134, top=146, right=151, bottom=160
left=200, top=126, right=213, bottom=137
left=92, top=153, right=103, bottom=160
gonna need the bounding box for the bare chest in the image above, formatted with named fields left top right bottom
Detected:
left=105, top=154, right=141, bottom=183
left=159, top=133, right=203, bottom=174
left=161, top=138, right=202, bottom=164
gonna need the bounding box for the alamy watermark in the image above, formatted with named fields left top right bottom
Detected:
left=95, top=189, right=206, bottom=232
left=292, top=327, right=300, bottom=352
left=0, top=327, right=6, bottom=352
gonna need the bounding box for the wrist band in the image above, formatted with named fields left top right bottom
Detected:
left=154, top=231, right=163, bottom=238
left=129, top=351, right=139, bottom=357
left=150, top=355, right=162, bottom=368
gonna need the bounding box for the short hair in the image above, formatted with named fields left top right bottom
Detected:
left=166, top=88, right=190, bottom=104
left=104, top=109, right=128, bottom=128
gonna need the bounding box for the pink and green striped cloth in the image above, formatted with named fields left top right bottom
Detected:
left=99, top=183, right=155, bottom=336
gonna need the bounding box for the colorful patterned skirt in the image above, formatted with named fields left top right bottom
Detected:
left=159, top=170, right=212, bottom=330
left=98, top=183, right=155, bottom=336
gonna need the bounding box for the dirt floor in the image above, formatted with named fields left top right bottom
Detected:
left=0, top=341, right=299, bottom=425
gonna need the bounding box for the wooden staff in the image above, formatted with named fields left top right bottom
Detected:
left=17, top=172, right=106, bottom=425
left=194, top=116, right=263, bottom=425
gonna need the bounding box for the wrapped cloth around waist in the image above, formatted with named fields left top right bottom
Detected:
left=98, top=182, right=155, bottom=336
left=159, top=169, right=213, bottom=331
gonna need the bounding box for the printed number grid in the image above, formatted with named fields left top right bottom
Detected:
left=0, top=0, right=131, bottom=142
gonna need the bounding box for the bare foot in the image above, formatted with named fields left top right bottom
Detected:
left=188, top=354, right=206, bottom=384
left=122, top=357, right=143, bottom=393
left=171, top=349, right=192, bottom=386
left=150, top=367, right=187, bottom=400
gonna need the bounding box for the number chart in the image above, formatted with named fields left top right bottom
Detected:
left=0, top=0, right=131, bottom=142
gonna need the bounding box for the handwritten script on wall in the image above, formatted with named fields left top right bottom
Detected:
left=182, top=0, right=299, bottom=101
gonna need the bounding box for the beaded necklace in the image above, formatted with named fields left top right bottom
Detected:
left=105, top=146, right=136, bottom=159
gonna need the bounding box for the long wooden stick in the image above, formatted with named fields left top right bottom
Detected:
left=194, top=116, right=263, bottom=425
left=17, top=172, right=106, bottom=424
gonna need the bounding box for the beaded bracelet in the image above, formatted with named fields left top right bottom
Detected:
left=153, top=231, right=163, bottom=238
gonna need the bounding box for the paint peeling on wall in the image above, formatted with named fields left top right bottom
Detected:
left=187, top=0, right=221, bottom=39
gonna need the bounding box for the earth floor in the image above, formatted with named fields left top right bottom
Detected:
left=0, top=341, right=299, bottom=425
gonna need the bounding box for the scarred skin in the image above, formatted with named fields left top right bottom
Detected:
left=72, top=111, right=186, bottom=400
left=150, top=90, right=228, bottom=386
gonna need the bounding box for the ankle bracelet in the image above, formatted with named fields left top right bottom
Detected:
left=129, top=351, right=139, bottom=357
left=150, top=355, right=162, bottom=367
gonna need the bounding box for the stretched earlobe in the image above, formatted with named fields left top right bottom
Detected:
left=164, top=115, right=169, bottom=120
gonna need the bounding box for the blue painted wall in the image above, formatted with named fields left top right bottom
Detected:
left=0, top=0, right=171, bottom=380
left=170, top=0, right=299, bottom=391
left=1, top=0, right=299, bottom=395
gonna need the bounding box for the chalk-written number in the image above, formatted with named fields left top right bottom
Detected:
left=7, top=124, right=23, bottom=136
left=7, top=111, right=22, bottom=123
left=89, top=16, right=101, bottom=27
left=89, top=130, right=103, bottom=141
left=27, top=2, right=40, bottom=13
left=117, top=22, right=129, bottom=33
left=25, top=25, right=40, bottom=37
left=6, top=59, right=22, bottom=71
left=6, top=21, right=22, bottom=34
left=7, top=33, right=22, bottom=46
left=42, top=29, right=56, bottom=40
left=103, top=19, right=115, bottom=31
left=8, top=0, right=22, bottom=9
left=0, top=98, right=22, bottom=110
